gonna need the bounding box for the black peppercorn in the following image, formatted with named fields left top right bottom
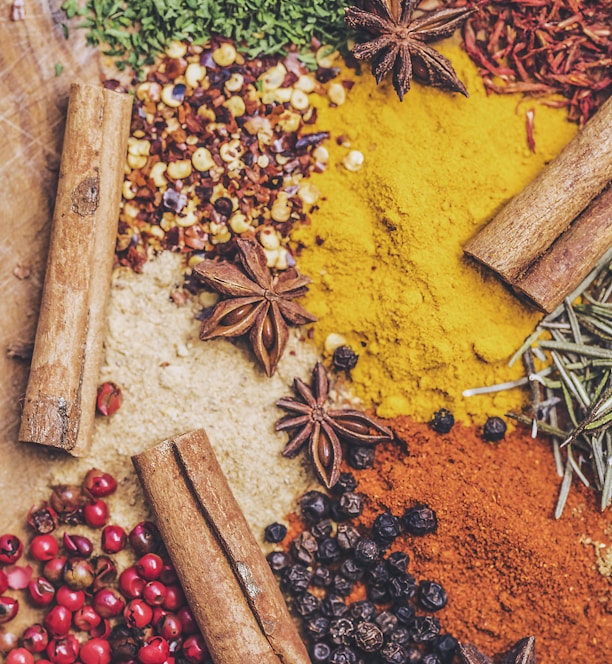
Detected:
left=418, top=580, right=448, bottom=612
left=312, top=566, right=333, bottom=588
left=433, top=633, right=458, bottom=663
left=336, top=492, right=364, bottom=520
left=349, top=599, right=376, bottom=622
left=429, top=408, right=455, bottom=434
left=337, top=523, right=361, bottom=551
left=291, top=530, right=319, bottom=565
left=294, top=591, right=321, bottom=618
left=393, top=604, right=416, bottom=625
left=375, top=610, right=398, bottom=635
left=317, top=537, right=342, bottom=564
left=380, top=642, right=408, bottom=664
left=300, top=490, right=331, bottom=522
left=332, top=345, right=359, bottom=372
left=367, top=583, right=389, bottom=603
left=483, top=415, right=507, bottom=441
left=354, top=538, right=380, bottom=567
left=281, top=564, right=312, bottom=595
left=388, top=573, right=417, bottom=603
left=329, top=645, right=358, bottom=664
left=306, top=616, right=330, bottom=641
left=367, top=561, right=390, bottom=586
left=389, top=626, right=412, bottom=646
left=311, top=642, right=332, bottom=663
left=321, top=593, right=349, bottom=618
left=312, top=518, right=334, bottom=540
left=412, top=616, right=441, bottom=642
left=422, top=654, right=443, bottom=664
left=340, top=557, right=364, bottom=582
left=329, top=617, right=355, bottom=646
left=372, top=511, right=401, bottom=546
left=354, top=621, right=384, bottom=652
left=213, top=196, right=234, bottom=217
left=406, top=648, right=424, bottom=664
left=332, top=573, right=354, bottom=597
left=347, top=445, right=375, bottom=470
left=401, top=504, right=438, bottom=536
left=263, top=522, right=287, bottom=543
left=386, top=551, right=409, bottom=576
left=333, top=472, right=357, bottom=493
left=266, top=550, right=290, bottom=573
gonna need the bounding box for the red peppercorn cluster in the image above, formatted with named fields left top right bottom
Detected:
left=0, top=468, right=212, bottom=664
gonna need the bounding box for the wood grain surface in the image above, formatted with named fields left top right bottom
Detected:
left=0, top=0, right=109, bottom=531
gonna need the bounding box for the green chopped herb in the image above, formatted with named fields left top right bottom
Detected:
left=60, top=0, right=352, bottom=76
left=54, top=63, right=64, bottom=76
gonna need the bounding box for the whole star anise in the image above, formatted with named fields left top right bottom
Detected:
left=345, top=0, right=475, bottom=100
left=276, top=362, right=393, bottom=488
left=193, top=239, right=316, bottom=376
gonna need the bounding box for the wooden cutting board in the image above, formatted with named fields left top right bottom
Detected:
left=0, top=0, right=109, bottom=532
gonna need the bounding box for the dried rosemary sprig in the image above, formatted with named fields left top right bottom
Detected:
left=507, top=249, right=612, bottom=517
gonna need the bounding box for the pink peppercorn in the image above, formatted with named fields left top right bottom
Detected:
left=89, top=617, right=110, bottom=639
left=136, top=553, right=164, bottom=581
left=118, top=565, right=146, bottom=599
left=92, top=587, right=125, bottom=618
left=79, top=637, right=111, bottom=664
left=101, top=524, right=127, bottom=554
left=0, top=569, right=8, bottom=594
left=46, top=634, right=79, bottom=664
left=138, top=636, right=169, bottom=664
left=28, top=577, right=55, bottom=607
left=55, top=585, right=85, bottom=612
left=62, top=533, right=93, bottom=558
left=73, top=604, right=102, bottom=632
left=83, top=501, right=109, bottom=529
left=5, top=647, right=34, bottom=664
left=143, top=580, right=167, bottom=607
left=0, top=596, right=19, bottom=623
left=157, top=612, right=183, bottom=640
left=162, top=584, right=185, bottom=611
left=0, top=535, right=23, bottom=565
left=124, top=598, right=154, bottom=629
left=181, top=634, right=209, bottom=664
left=82, top=469, right=118, bottom=498
left=29, top=535, right=59, bottom=562
left=42, top=556, right=67, bottom=586
left=177, top=605, right=198, bottom=636
left=43, top=605, right=72, bottom=638
left=21, top=623, right=49, bottom=653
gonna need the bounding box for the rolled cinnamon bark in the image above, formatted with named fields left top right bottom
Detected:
left=514, top=185, right=612, bottom=311
left=132, top=429, right=310, bottom=664
left=464, top=96, right=612, bottom=285
left=18, top=83, right=132, bottom=455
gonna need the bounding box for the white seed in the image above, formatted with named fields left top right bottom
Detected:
left=295, top=74, right=316, bottom=93
left=298, top=182, right=320, bottom=206
left=126, top=153, right=147, bottom=170
left=219, top=139, right=244, bottom=162
left=167, top=159, right=193, bottom=180
left=259, top=227, right=281, bottom=250
left=185, top=63, right=205, bottom=88
left=313, top=145, right=329, bottom=164
left=328, top=82, right=346, bottom=106
left=160, top=213, right=175, bottom=231
left=342, top=150, right=364, bottom=172
left=316, top=45, right=339, bottom=68
left=200, top=291, right=220, bottom=307
left=273, top=87, right=292, bottom=104
left=197, top=106, right=216, bottom=121
left=229, top=213, right=251, bottom=234
left=257, top=154, right=270, bottom=168
left=150, top=162, right=168, bottom=187
left=325, top=333, right=347, bottom=353
left=211, top=228, right=232, bottom=244
left=192, top=147, right=215, bottom=172
left=185, top=135, right=198, bottom=145
left=276, top=110, right=301, bottom=133
left=148, top=225, right=165, bottom=240
left=128, top=138, right=151, bottom=157
left=263, top=248, right=279, bottom=268
left=166, top=41, right=187, bottom=58
left=166, top=117, right=181, bottom=134
left=222, top=96, right=246, bottom=117
left=270, top=193, right=291, bottom=223
left=161, top=84, right=183, bottom=108
left=122, top=180, right=136, bottom=200
left=123, top=202, right=139, bottom=219
left=290, top=89, right=310, bottom=111
left=274, top=247, right=290, bottom=271
left=175, top=209, right=198, bottom=227
left=259, top=64, right=286, bottom=91
left=225, top=72, right=244, bottom=92
left=175, top=342, right=189, bottom=358
left=212, top=43, right=237, bottom=66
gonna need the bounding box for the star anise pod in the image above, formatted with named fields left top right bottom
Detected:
left=193, top=239, right=316, bottom=376
left=458, top=636, right=536, bottom=664
left=276, top=362, right=393, bottom=488
left=345, top=0, right=475, bottom=100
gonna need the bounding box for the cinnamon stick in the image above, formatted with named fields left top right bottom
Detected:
left=464, top=96, right=612, bottom=286
left=132, top=429, right=310, bottom=664
left=18, top=83, right=132, bottom=455
left=514, top=184, right=612, bottom=311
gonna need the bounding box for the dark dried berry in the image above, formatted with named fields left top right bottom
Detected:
left=281, top=564, right=312, bottom=595
left=329, top=617, right=355, bottom=646
left=337, top=524, right=361, bottom=551
left=423, top=654, right=443, bottom=664
left=321, top=594, right=349, bottom=618
left=347, top=445, right=374, bottom=470
left=28, top=503, right=58, bottom=534
left=306, top=616, right=330, bottom=641
left=332, top=345, right=359, bottom=372
left=375, top=610, right=398, bottom=635
left=367, top=561, right=390, bottom=586
left=266, top=550, right=290, bottom=573
left=430, top=408, right=455, bottom=434
left=386, top=551, right=409, bottom=576
left=317, top=537, right=342, bottom=564
left=367, top=583, right=389, bottom=603
left=332, top=573, right=354, bottom=597
left=333, top=472, right=357, bottom=494
left=291, top=531, right=318, bottom=565
left=263, top=522, right=287, bottom=543
left=213, top=196, right=233, bottom=217
left=338, top=492, right=364, bottom=519
left=381, top=641, right=408, bottom=664
left=312, top=518, right=334, bottom=540
left=354, top=538, right=379, bottom=567
left=311, top=642, right=332, bottom=663
left=339, top=557, right=364, bottom=582
left=483, top=416, right=507, bottom=441
left=265, top=175, right=284, bottom=189
left=312, top=566, right=333, bottom=588
left=329, top=645, right=357, bottom=664
left=300, top=491, right=331, bottom=522
left=372, top=512, right=401, bottom=546
left=389, top=626, right=412, bottom=646
left=354, top=620, right=384, bottom=652
left=393, top=604, right=416, bottom=625
left=388, top=573, right=417, bottom=603
left=401, top=504, right=438, bottom=536
left=418, top=580, right=447, bottom=611
left=349, top=599, right=376, bottom=622
left=412, top=615, right=441, bottom=642
left=433, top=633, right=458, bottom=662
left=294, top=592, right=320, bottom=618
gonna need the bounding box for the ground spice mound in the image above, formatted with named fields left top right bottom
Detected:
left=353, top=418, right=612, bottom=662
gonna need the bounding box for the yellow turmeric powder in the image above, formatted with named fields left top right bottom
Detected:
left=293, top=40, right=577, bottom=422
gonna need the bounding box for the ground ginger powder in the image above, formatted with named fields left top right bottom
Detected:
left=293, top=42, right=577, bottom=422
